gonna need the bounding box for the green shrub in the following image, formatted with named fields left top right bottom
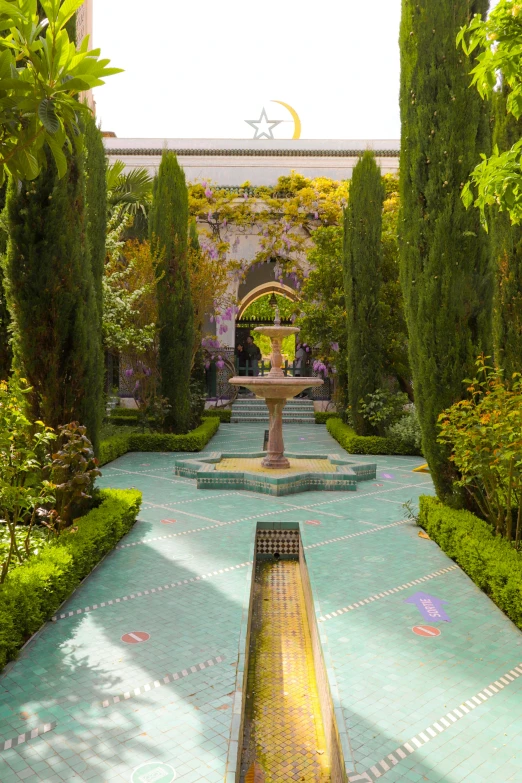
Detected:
left=327, top=417, right=421, bottom=456
left=386, top=409, right=423, bottom=453
left=99, top=417, right=220, bottom=466
left=0, top=488, right=141, bottom=670
left=203, top=409, right=231, bottom=423
left=315, top=412, right=340, bottom=424
left=419, top=496, right=522, bottom=630
left=99, top=433, right=131, bottom=466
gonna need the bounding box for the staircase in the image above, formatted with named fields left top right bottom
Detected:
left=231, top=398, right=315, bottom=423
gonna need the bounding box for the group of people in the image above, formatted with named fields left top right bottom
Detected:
left=235, top=337, right=309, bottom=379
left=235, top=335, right=262, bottom=376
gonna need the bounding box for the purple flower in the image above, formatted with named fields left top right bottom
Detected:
left=314, top=211, right=319, bottom=220
left=125, top=368, right=134, bottom=378
left=205, top=361, right=211, bottom=369
left=205, top=188, right=213, bottom=199
left=216, top=357, right=225, bottom=369
left=331, top=342, right=339, bottom=352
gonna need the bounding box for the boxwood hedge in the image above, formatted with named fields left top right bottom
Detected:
left=0, top=488, right=141, bottom=670
left=326, top=417, right=421, bottom=456
left=419, top=496, right=522, bottom=630
left=99, top=416, right=220, bottom=466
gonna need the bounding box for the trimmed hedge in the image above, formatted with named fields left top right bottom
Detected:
left=203, top=409, right=231, bottom=423
left=326, top=417, right=421, bottom=456
left=0, top=489, right=141, bottom=670
left=315, top=412, right=340, bottom=424
left=419, top=496, right=522, bottom=630
left=99, top=416, right=220, bottom=466
left=109, top=408, right=231, bottom=426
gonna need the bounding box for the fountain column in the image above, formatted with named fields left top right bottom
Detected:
left=263, top=398, right=290, bottom=469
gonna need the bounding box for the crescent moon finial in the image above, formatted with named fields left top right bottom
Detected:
left=271, top=101, right=302, bottom=140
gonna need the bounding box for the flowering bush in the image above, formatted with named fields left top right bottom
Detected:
left=0, top=380, right=101, bottom=582
left=438, top=356, right=522, bottom=542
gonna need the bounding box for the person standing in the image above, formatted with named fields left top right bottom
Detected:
left=246, top=335, right=261, bottom=376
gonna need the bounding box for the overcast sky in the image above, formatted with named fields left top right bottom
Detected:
left=92, top=0, right=495, bottom=141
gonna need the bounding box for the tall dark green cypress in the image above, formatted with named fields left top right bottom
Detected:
left=150, top=152, right=194, bottom=433
left=399, top=0, right=492, bottom=502
left=491, top=88, right=522, bottom=380
left=343, top=151, right=385, bottom=435
left=5, top=145, right=100, bottom=445
left=0, top=183, right=11, bottom=379
left=83, top=115, right=107, bottom=453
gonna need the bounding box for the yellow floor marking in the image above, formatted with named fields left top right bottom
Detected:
left=413, top=464, right=430, bottom=473
left=216, top=458, right=335, bottom=476
left=241, top=561, right=331, bottom=782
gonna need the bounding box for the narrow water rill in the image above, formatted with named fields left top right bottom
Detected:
left=238, top=525, right=343, bottom=783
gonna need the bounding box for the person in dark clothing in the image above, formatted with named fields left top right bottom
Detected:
left=246, top=335, right=261, bottom=376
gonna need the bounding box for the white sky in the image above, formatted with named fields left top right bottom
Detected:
left=92, top=0, right=497, bottom=141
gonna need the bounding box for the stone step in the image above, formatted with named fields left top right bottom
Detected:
left=232, top=401, right=314, bottom=410
left=231, top=417, right=315, bottom=423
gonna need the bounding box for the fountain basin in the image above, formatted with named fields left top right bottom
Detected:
left=174, top=451, right=377, bottom=496
left=228, top=376, right=322, bottom=400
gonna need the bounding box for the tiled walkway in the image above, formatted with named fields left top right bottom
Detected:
left=0, top=423, right=521, bottom=783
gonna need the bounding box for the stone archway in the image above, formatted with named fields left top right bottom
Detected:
left=237, top=282, right=299, bottom=320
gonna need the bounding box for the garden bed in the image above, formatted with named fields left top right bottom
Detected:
left=0, top=488, right=142, bottom=670
left=326, top=417, right=421, bottom=456
left=99, top=416, right=220, bottom=467
left=419, top=496, right=522, bottom=631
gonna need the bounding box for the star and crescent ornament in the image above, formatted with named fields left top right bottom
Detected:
left=245, top=102, right=302, bottom=140
left=245, top=107, right=282, bottom=139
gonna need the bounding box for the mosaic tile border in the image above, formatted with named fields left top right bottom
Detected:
left=175, top=451, right=377, bottom=496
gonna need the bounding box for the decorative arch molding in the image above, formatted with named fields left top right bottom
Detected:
left=237, top=282, right=299, bottom=319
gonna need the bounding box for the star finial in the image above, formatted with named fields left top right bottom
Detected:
left=245, top=107, right=282, bottom=140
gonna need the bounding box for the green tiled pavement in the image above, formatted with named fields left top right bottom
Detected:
left=0, top=422, right=521, bottom=783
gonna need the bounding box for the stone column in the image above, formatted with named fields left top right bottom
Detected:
left=262, top=398, right=290, bottom=469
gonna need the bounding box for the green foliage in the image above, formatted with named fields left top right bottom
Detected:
left=343, top=152, right=385, bottom=436
left=203, top=409, right=232, bottom=422
left=83, top=116, right=106, bottom=454
left=98, top=417, right=220, bottom=466
left=5, top=140, right=102, bottom=447
left=0, top=378, right=56, bottom=582
left=327, top=417, right=421, bottom=456
left=386, top=409, right=423, bottom=453
left=458, top=1, right=522, bottom=225
left=357, top=388, right=409, bottom=434
left=491, top=88, right=522, bottom=377
left=150, top=153, right=194, bottom=433
left=314, top=412, right=340, bottom=424
left=297, top=226, right=345, bottom=370
left=419, top=495, right=522, bottom=630
left=0, top=488, right=141, bottom=670
left=438, top=357, right=522, bottom=541
left=380, top=180, right=412, bottom=398
left=0, top=0, right=120, bottom=184
left=399, top=0, right=492, bottom=501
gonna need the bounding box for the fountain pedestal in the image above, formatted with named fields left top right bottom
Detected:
left=228, top=311, right=323, bottom=468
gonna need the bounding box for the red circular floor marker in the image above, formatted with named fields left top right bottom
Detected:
left=412, top=625, right=441, bottom=638
left=305, top=520, right=321, bottom=526
left=121, top=631, right=150, bottom=644
left=161, top=518, right=177, bottom=524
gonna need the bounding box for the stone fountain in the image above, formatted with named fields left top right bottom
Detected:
left=228, top=310, right=323, bottom=469
left=174, top=310, right=377, bottom=495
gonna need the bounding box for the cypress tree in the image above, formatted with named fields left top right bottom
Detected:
left=490, top=89, right=522, bottom=379
left=83, top=115, right=107, bottom=453
left=0, top=183, right=12, bottom=379
left=399, top=0, right=492, bottom=502
left=150, top=152, right=194, bottom=433
left=4, top=145, right=100, bottom=445
left=343, top=151, right=385, bottom=435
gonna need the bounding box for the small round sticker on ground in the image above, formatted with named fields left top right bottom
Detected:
left=305, top=520, right=321, bottom=526
left=121, top=631, right=150, bottom=645
left=161, top=519, right=177, bottom=524
left=131, top=761, right=176, bottom=783
left=364, top=555, right=385, bottom=563
left=412, top=625, right=441, bottom=637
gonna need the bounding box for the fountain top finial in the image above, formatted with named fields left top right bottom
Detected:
left=274, top=307, right=281, bottom=326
